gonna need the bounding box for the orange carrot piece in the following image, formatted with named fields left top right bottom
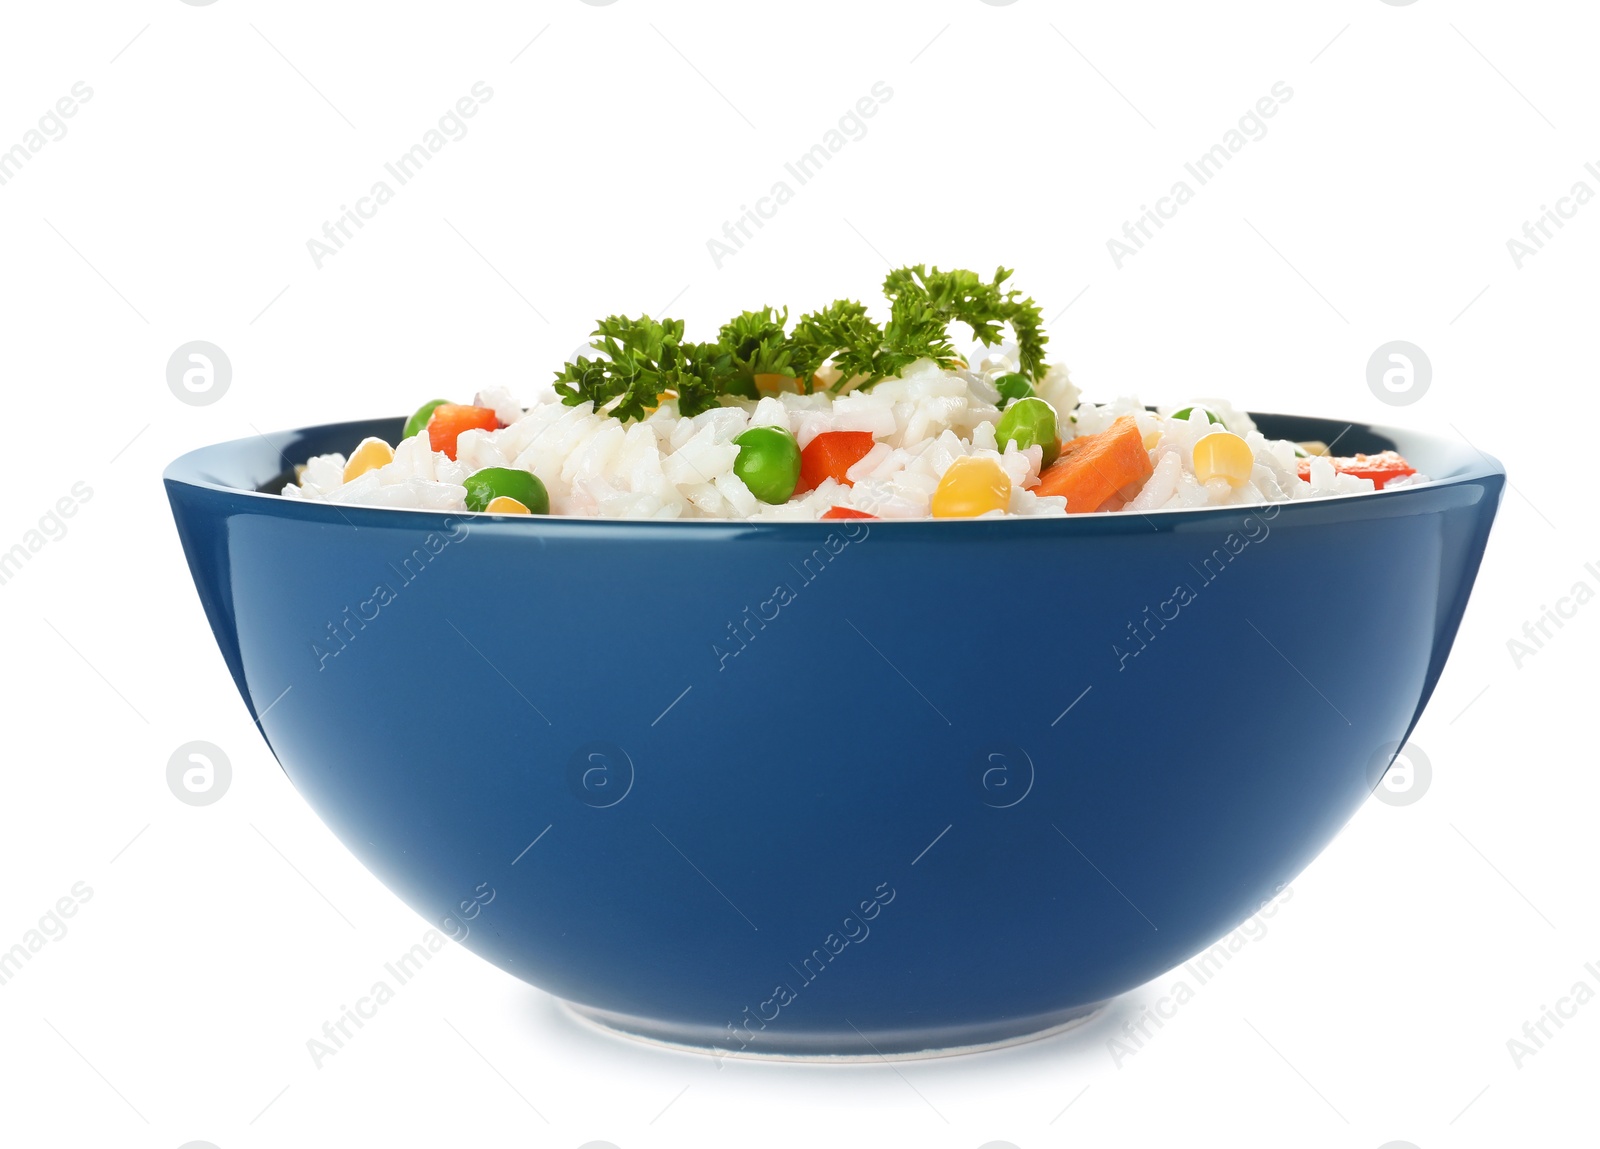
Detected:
left=427, top=404, right=499, bottom=461
left=1034, top=415, right=1154, bottom=513
left=1296, top=450, right=1416, bottom=490
left=797, top=431, right=877, bottom=494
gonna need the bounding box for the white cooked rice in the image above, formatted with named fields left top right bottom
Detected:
left=281, top=346, right=1416, bottom=519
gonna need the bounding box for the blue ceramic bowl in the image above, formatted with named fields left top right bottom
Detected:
left=165, top=414, right=1502, bottom=1058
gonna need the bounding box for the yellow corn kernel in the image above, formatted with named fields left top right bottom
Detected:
left=931, top=456, right=1012, bottom=518
left=1143, top=430, right=1162, bottom=450
left=484, top=496, right=530, bottom=514
left=753, top=373, right=800, bottom=394
left=1193, top=431, right=1254, bottom=487
left=1296, top=440, right=1329, bottom=457
left=342, top=437, right=394, bottom=483
left=643, top=388, right=679, bottom=414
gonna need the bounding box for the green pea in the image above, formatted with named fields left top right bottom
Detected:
left=994, top=397, right=1060, bottom=466
left=1171, top=406, right=1223, bottom=426
left=994, top=373, right=1034, bottom=405
left=463, top=467, right=549, bottom=514
left=403, top=399, right=451, bottom=440
left=732, top=425, right=802, bottom=504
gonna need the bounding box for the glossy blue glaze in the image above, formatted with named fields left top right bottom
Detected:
left=164, top=415, right=1502, bottom=1057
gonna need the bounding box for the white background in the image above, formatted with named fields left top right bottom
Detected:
left=1, top=1, right=1596, bottom=1147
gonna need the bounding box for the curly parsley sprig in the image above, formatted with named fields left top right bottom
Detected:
left=553, top=266, right=1053, bottom=421
left=881, top=265, right=1048, bottom=380
left=551, top=315, right=739, bottom=420
left=718, top=307, right=796, bottom=393
left=787, top=299, right=884, bottom=388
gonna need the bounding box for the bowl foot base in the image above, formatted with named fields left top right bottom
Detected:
left=557, top=997, right=1111, bottom=1062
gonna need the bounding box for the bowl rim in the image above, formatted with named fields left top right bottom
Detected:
left=163, top=411, right=1506, bottom=531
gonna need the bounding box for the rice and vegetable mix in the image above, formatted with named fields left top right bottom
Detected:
left=283, top=265, right=1424, bottom=520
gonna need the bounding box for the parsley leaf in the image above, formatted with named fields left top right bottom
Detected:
left=551, top=315, right=673, bottom=422
left=552, top=315, right=740, bottom=421
left=881, top=265, right=1048, bottom=379
left=717, top=307, right=792, bottom=395
left=788, top=300, right=884, bottom=389
left=550, top=266, right=1054, bottom=422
